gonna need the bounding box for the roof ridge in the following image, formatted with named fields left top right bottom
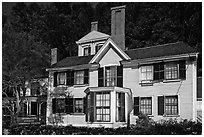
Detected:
left=125, top=41, right=183, bottom=52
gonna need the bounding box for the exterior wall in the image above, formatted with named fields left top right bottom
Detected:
left=78, top=40, right=107, bottom=56
left=99, top=48, right=122, bottom=67
left=123, top=59, right=197, bottom=124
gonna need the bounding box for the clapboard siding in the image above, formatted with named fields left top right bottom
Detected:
left=123, top=60, right=196, bottom=123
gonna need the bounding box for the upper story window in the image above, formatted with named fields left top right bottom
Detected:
left=165, top=62, right=179, bottom=80
left=141, top=66, right=153, bottom=81
left=139, top=60, right=186, bottom=84
left=53, top=69, right=89, bottom=87
left=75, top=70, right=84, bottom=85
left=84, top=46, right=91, bottom=56
left=95, top=44, right=103, bottom=54
left=98, top=66, right=123, bottom=87
left=57, top=72, right=66, bottom=85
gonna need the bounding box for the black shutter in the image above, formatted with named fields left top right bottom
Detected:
left=98, top=68, right=104, bottom=87
left=153, top=63, right=160, bottom=80
left=88, top=46, right=91, bottom=55
left=179, top=60, right=186, bottom=79
left=158, top=96, right=164, bottom=115
left=71, top=70, right=74, bottom=86
left=154, top=63, right=164, bottom=81
left=67, top=70, right=71, bottom=86
left=53, top=72, right=57, bottom=87
left=159, top=62, right=164, bottom=80
left=84, top=69, right=89, bottom=84
left=65, top=98, right=73, bottom=114
left=90, top=92, right=95, bottom=122
left=84, top=97, right=88, bottom=122
left=52, top=98, right=56, bottom=114
left=133, top=97, right=139, bottom=116
left=117, top=66, right=123, bottom=87
left=121, top=93, right=125, bottom=121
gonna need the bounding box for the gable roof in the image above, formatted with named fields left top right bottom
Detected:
left=89, top=38, right=131, bottom=63
left=51, top=55, right=94, bottom=68
left=76, top=30, right=110, bottom=44
left=49, top=41, right=197, bottom=70
left=125, top=41, right=197, bottom=60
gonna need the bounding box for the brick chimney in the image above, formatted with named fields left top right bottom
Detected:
left=111, top=5, right=126, bottom=51
left=51, top=48, right=59, bottom=65
left=91, top=21, right=98, bottom=31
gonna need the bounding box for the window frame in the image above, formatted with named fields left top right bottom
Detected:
left=105, top=66, right=117, bottom=87
left=84, top=46, right=91, bottom=56
left=87, top=91, right=111, bottom=122
left=140, top=97, right=152, bottom=115
left=74, top=98, right=84, bottom=113
left=140, top=65, right=154, bottom=81
left=164, top=62, right=179, bottom=80
left=74, top=70, right=85, bottom=85
left=95, top=44, right=103, bottom=54
left=57, top=72, right=67, bottom=86
left=134, top=96, right=152, bottom=116
left=30, top=101, right=38, bottom=116
left=164, top=95, right=178, bottom=115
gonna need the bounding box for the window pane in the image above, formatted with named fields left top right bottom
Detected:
left=57, top=73, right=66, bottom=85
left=165, top=96, right=178, bottom=115
left=141, top=66, right=153, bottom=81
left=140, top=97, right=152, bottom=115
left=165, top=63, right=178, bottom=80
left=95, top=92, right=110, bottom=122
left=75, top=70, right=84, bottom=84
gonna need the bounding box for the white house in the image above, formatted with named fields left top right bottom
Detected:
left=46, top=5, right=199, bottom=128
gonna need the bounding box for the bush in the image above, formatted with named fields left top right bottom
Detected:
left=2, top=118, right=202, bottom=135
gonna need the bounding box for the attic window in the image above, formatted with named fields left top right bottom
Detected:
left=84, top=46, right=91, bottom=56
left=95, top=44, right=103, bottom=54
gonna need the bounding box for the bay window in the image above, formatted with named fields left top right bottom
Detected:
left=87, top=91, right=111, bottom=122
left=116, top=92, right=125, bottom=122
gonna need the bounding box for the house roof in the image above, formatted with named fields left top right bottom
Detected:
left=77, top=30, right=110, bottom=44
left=51, top=55, right=94, bottom=68
left=125, top=41, right=197, bottom=60
left=50, top=41, right=197, bottom=69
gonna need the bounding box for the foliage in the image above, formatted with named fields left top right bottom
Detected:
left=2, top=119, right=201, bottom=135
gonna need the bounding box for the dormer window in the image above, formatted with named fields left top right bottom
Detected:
left=84, top=46, right=91, bottom=56
left=95, top=44, right=103, bottom=54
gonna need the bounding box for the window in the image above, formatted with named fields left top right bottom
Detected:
left=98, top=66, right=123, bottom=87
left=140, top=97, right=152, bottom=115
left=74, top=98, right=83, bottom=113
left=57, top=72, right=66, bottom=85
left=52, top=98, right=84, bottom=114
left=116, top=92, right=125, bottom=122
left=31, top=102, right=38, bottom=115
left=96, top=92, right=110, bottom=122
left=53, top=69, right=89, bottom=87
left=84, top=46, right=91, bottom=56
left=158, top=95, right=178, bottom=116
left=141, top=66, right=153, bottom=81
left=75, top=70, right=84, bottom=85
left=165, top=63, right=179, bottom=80
left=165, top=96, right=178, bottom=115
left=31, top=82, right=40, bottom=96
left=52, top=98, right=66, bottom=113
left=95, top=44, right=103, bottom=53
left=87, top=92, right=111, bottom=122
left=134, top=97, right=152, bottom=116
left=105, top=66, right=117, bottom=86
